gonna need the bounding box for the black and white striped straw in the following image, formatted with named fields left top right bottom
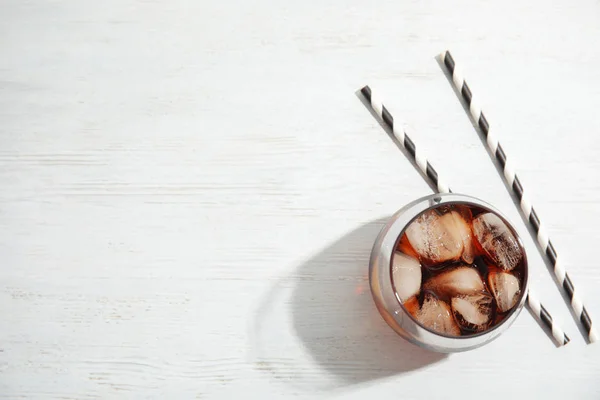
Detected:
left=441, top=50, right=597, bottom=344
left=360, top=86, right=450, bottom=194
left=360, top=85, right=570, bottom=346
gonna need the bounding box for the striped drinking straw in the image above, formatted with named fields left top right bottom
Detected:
left=440, top=50, right=597, bottom=344
left=360, top=85, right=570, bottom=346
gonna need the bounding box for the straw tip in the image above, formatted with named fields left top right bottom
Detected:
left=359, top=85, right=371, bottom=99
left=440, top=50, right=455, bottom=71
left=588, top=329, right=599, bottom=344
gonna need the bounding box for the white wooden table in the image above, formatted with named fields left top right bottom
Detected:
left=2, top=1, right=600, bottom=398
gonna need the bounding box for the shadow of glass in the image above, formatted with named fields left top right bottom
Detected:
left=251, top=218, right=447, bottom=392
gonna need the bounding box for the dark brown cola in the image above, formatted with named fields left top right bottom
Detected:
left=391, top=203, right=525, bottom=337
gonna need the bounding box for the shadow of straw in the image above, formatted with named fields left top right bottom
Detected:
left=434, top=53, right=583, bottom=344
left=250, top=219, right=447, bottom=392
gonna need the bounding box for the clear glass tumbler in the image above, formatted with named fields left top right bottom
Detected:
left=369, top=193, right=529, bottom=353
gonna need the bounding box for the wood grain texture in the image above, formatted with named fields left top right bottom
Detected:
left=1, top=0, right=600, bottom=398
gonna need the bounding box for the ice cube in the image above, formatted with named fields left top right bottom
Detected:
left=451, top=293, right=493, bottom=332
left=397, top=234, right=419, bottom=259
left=472, top=213, right=522, bottom=271
left=391, top=252, right=422, bottom=302
left=422, top=266, right=484, bottom=299
left=415, top=292, right=460, bottom=336
left=405, top=209, right=464, bottom=265
left=488, top=271, right=521, bottom=312
left=403, top=295, right=420, bottom=316
left=450, top=209, right=475, bottom=264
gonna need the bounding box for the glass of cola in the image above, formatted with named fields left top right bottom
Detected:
left=369, top=193, right=528, bottom=352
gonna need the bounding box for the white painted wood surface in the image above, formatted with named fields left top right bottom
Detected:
left=2, top=0, right=600, bottom=398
